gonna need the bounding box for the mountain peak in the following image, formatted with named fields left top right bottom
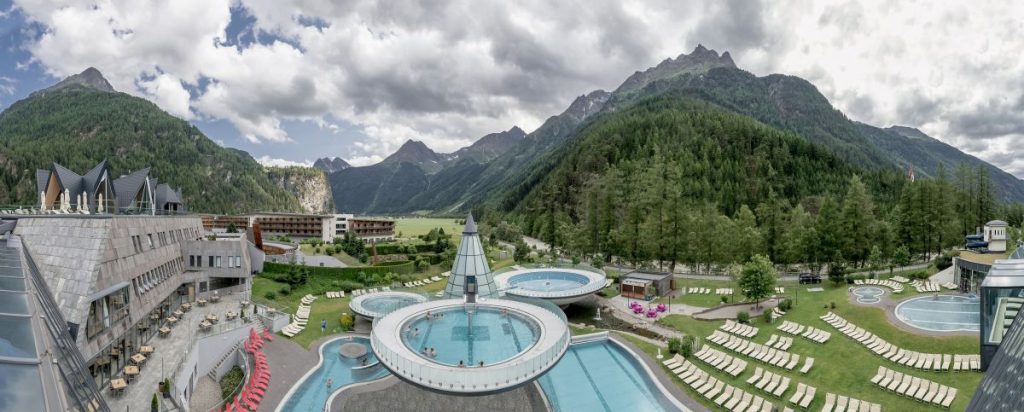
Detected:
left=615, top=45, right=736, bottom=95
left=451, top=126, right=528, bottom=163
left=34, top=67, right=116, bottom=97
left=382, top=139, right=444, bottom=169
left=313, top=157, right=351, bottom=173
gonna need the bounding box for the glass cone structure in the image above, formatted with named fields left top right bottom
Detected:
left=442, top=213, right=498, bottom=299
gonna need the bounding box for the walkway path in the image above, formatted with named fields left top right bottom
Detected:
left=105, top=295, right=254, bottom=412
left=600, top=296, right=686, bottom=341
left=188, top=376, right=222, bottom=411
left=929, top=266, right=955, bottom=284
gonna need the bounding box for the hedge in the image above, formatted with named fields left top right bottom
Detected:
left=374, top=260, right=412, bottom=267
left=371, top=243, right=439, bottom=255
left=262, top=261, right=415, bottom=279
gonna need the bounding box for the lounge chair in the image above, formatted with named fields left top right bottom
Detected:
left=788, top=383, right=806, bottom=404
left=799, top=387, right=816, bottom=408
left=821, top=393, right=835, bottom=412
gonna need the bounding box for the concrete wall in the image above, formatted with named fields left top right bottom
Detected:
left=173, top=324, right=252, bottom=408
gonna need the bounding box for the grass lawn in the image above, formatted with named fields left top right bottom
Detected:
left=297, top=244, right=365, bottom=266
left=653, top=279, right=982, bottom=411
left=252, top=267, right=450, bottom=349
left=393, top=217, right=465, bottom=243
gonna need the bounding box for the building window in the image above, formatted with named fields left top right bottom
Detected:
left=147, top=234, right=155, bottom=249
left=208, top=256, right=214, bottom=267
left=189, top=255, right=195, bottom=267
left=215, top=256, right=222, bottom=267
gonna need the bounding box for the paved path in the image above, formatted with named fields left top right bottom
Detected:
left=692, top=299, right=779, bottom=320
left=188, top=376, right=222, bottom=411
left=600, top=296, right=687, bottom=340
left=929, top=266, right=955, bottom=284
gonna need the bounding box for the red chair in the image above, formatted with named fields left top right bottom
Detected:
left=262, top=329, right=274, bottom=341
left=240, top=390, right=260, bottom=411
left=232, top=395, right=244, bottom=412
left=223, top=402, right=233, bottom=412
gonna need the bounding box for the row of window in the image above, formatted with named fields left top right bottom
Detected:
left=86, top=286, right=130, bottom=339
left=187, top=255, right=243, bottom=269
left=129, top=227, right=202, bottom=254
left=132, top=257, right=184, bottom=298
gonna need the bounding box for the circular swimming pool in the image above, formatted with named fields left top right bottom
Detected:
left=494, top=268, right=607, bottom=305
left=895, top=295, right=980, bottom=332
left=370, top=298, right=570, bottom=394
left=401, top=306, right=541, bottom=367
left=852, top=286, right=885, bottom=304
left=349, top=292, right=428, bottom=319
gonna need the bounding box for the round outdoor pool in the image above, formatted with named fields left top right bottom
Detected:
left=852, top=286, right=885, bottom=304
left=895, top=295, right=980, bottom=332
left=494, top=268, right=607, bottom=305
left=401, top=306, right=541, bottom=367
left=350, top=291, right=428, bottom=319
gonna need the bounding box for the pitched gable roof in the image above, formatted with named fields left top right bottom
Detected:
left=112, top=168, right=151, bottom=211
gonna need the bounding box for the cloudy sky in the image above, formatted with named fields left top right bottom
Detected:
left=0, top=1, right=1022, bottom=174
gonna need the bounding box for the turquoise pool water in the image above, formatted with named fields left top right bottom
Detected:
left=401, top=307, right=540, bottom=366
left=361, top=295, right=423, bottom=314
left=896, top=295, right=980, bottom=332
left=279, top=337, right=389, bottom=412
left=508, top=271, right=590, bottom=292
left=853, top=286, right=884, bottom=304
left=538, top=340, right=677, bottom=412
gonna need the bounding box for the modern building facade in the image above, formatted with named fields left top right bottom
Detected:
left=334, top=213, right=354, bottom=237
left=979, top=247, right=1024, bottom=369
left=442, top=214, right=497, bottom=299
left=620, top=271, right=674, bottom=300
left=984, top=220, right=1009, bottom=253
left=349, top=217, right=395, bottom=243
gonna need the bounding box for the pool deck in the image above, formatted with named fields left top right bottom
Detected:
left=257, top=333, right=361, bottom=412
left=845, top=288, right=979, bottom=338
left=331, top=375, right=547, bottom=412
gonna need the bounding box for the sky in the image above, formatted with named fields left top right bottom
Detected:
left=0, top=1, right=1022, bottom=174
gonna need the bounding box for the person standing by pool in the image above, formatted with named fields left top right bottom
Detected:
left=321, top=319, right=327, bottom=334
left=458, top=360, right=465, bottom=368
left=326, top=377, right=333, bottom=389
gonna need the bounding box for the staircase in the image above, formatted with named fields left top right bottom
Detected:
left=207, top=341, right=245, bottom=381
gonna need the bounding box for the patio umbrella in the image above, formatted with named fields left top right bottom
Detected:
left=39, top=191, right=45, bottom=211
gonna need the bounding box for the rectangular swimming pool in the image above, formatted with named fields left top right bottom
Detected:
left=537, top=340, right=681, bottom=412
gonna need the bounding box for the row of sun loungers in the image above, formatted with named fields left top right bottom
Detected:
left=821, top=312, right=977, bottom=371
left=746, top=367, right=793, bottom=399
left=688, top=287, right=712, bottom=294
left=771, top=307, right=786, bottom=318
left=663, top=355, right=773, bottom=412
left=786, top=382, right=817, bottom=409
left=352, top=288, right=384, bottom=296
left=403, top=277, right=441, bottom=287
left=764, top=334, right=794, bottom=351
left=282, top=301, right=313, bottom=337
left=952, top=354, right=981, bottom=371
left=891, top=276, right=909, bottom=283
left=820, top=393, right=882, bottom=412
left=325, top=290, right=346, bottom=298
left=941, top=282, right=958, bottom=290
left=693, top=346, right=748, bottom=376
left=716, top=288, right=735, bottom=295
left=721, top=320, right=759, bottom=338
left=706, top=330, right=811, bottom=372
left=870, top=366, right=957, bottom=407
left=910, top=280, right=941, bottom=293
left=774, top=287, right=785, bottom=294
left=852, top=278, right=904, bottom=293
left=777, top=320, right=831, bottom=343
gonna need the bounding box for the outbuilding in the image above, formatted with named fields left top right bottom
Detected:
left=619, top=271, right=674, bottom=300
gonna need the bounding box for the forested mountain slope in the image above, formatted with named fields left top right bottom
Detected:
left=0, top=74, right=303, bottom=213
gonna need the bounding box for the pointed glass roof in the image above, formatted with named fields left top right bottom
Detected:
left=443, top=213, right=498, bottom=298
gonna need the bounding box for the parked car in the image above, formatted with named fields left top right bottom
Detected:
left=798, top=273, right=822, bottom=284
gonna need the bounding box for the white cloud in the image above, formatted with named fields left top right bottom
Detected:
left=347, top=154, right=384, bottom=167
left=11, top=0, right=1024, bottom=175
left=254, top=155, right=312, bottom=167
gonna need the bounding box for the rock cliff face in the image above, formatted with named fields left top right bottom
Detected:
left=264, top=166, right=334, bottom=213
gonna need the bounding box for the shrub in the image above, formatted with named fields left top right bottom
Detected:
left=278, top=286, right=291, bottom=296
left=737, top=311, right=750, bottom=324
left=336, top=280, right=363, bottom=292
left=906, top=270, right=931, bottom=280
left=680, top=336, right=696, bottom=358
left=152, top=393, right=158, bottom=412
left=721, top=296, right=728, bottom=304
left=219, top=366, right=244, bottom=401
left=846, top=274, right=866, bottom=284
left=416, top=260, right=429, bottom=272
left=778, top=299, right=793, bottom=312
left=264, top=291, right=276, bottom=300
left=339, top=313, right=354, bottom=331
left=668, top=338, right=683, bottom=354
left=935, top=254, right=953, bottom=270
left=763, top=311, right=774, bottom=324
left=830, top=301, right=837, bottom=310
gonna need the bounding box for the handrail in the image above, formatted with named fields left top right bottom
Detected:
left=205, top=344, right=248, bottom=412
left=19, top=240, right=111, bottom=412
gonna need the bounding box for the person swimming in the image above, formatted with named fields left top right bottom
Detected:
left=458, top=360, right=465, bottom=368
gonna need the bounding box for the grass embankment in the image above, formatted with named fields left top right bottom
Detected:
left=393, top=217, right=465, bottom=244
left=653, top=279, right=980, bottom=411
left=252, top=268, right=448, bottom=349
left=297, top=244, right=364, bottom=266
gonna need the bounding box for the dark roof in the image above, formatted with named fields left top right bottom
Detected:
left=112, top=168, right=151, bottom=211
left=623, top=271, right=673, bottom=281
left=35, top=169, right=49, bottom=195
left=51, top=162, right=83, bottom=199
left=81, top=159, right=112, bottom=198
left=987, top=220, right=1009, bottom=227
left=155, top=183, right=183, bottom=207
left=967, top=313, right=1024, bottom=410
